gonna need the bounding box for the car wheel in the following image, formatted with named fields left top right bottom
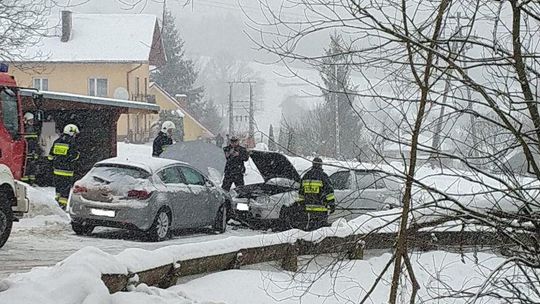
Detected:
left=71, top=221, right=94, bottom=236
left=0, top=193, right=14, bottom=248
left=148, top=208, right=172, bottom=242
left=213, top=204, right=227, bottom=234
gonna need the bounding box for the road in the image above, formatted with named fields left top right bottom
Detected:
left=1, top=215, right=261, bottom=279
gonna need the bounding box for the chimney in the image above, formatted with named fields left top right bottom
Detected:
left=61, top=11, right=72, bottom=42
left=175, top=94, right=188, bottom=108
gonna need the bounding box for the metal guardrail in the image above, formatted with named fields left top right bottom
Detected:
left=100, top=229, right=518, bottom=294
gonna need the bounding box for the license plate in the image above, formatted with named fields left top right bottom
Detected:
left=90, top=208, right=115, bottom=218
left=236, top=202, right=249, bottom=211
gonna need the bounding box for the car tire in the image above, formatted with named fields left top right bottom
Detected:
left=147, top=208, right=172, bottom=242
left=0, top=193, right=14, bottom=249
left=213, top=204, right=227, bottom=234
left=71, top=221, right=94, bottom=236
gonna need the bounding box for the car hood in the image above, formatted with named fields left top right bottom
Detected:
left=249, top=150, right=301, bottom=183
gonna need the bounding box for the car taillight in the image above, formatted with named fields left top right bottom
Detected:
left=73, top=185, right=87, bottom=193
left=127, top=190, right=152, bottom=200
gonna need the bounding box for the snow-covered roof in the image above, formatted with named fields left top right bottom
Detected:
left=385, top=134, right=453, bottom=152
left=97, top=157, right=187, bottom=174
left=16, top=13, right=164, bottom=63
left=20, top=89, right=159, bottom=113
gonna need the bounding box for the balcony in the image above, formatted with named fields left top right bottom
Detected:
left=130, top=93, right=156, bottom=104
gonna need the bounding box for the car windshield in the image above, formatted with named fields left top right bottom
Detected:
left=91, top=164, right=150, bottom=182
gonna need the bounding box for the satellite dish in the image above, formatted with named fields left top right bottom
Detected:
left=113, top=87, right=129, bottom=100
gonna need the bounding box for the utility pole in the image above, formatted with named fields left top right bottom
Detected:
left=228, top=80, right=256, bottom=140
left=334, top=63, right=340, bottom=158
left=248, top=83, right=254, bottom=141
left=228, top=82, right=233, bottom=135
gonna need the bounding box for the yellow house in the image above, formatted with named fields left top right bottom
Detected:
left=10, top=11, right=165, bottom=142
left=150, top=83, right=215, bottom=141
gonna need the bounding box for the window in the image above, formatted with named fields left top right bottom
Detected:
left=33, top=78, right=48, bottom=91
left=180, top=167, right=205, bottom=186
left=88, top=78, right=108, bottom=97
left=0, top=88, right=20, bottom=138
left=354, top=172, right=377, bottom=189
left=158, top=167, right=185, bottom=184
left=329, top=171, right=350, bottom=190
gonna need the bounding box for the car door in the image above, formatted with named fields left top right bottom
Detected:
left=178, top=166, right=211, bottom=227
left=352, top=171, right=386, bottom=212
left=156, top=166, right=194, bottom=229
left=328, top=170, right=356, bottom=221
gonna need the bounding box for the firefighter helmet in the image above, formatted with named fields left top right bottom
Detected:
left=63, top=124, right=80, bottom=136
left=312, top=157, right=323, bottom=168
left=161, top=121, right=176, bottom=133
left=24, top=112, right=34, bottom=121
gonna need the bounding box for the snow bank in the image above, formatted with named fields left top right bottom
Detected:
left=2, top=246, right=527, bottom=304
left=172, top=251, right=511, bottom=304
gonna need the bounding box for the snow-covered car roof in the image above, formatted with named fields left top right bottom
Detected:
left=96, top=157, right=188, bottom=174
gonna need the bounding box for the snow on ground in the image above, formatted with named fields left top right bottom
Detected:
left=0, top=142, right=263, bottom=279
left=1, top=244, right=526, bottom=304
left=2, top=142, right=534, bottom=303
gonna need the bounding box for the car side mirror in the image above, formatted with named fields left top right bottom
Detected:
left=205, top=179, right=214, bottom=188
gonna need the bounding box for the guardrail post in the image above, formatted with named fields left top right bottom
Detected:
left=281, top=243, right=298, bottom=272
left=232, top=251, right=245, bottom=269
left=348, top=240, right=365, bottom=260
left=159, top=262, right=181, bottom=289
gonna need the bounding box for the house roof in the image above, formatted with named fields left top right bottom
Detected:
left=20, top=89, right=159, bottom=114
left=385, top=134, right=454, bottom=152
left=149, top=83, right=215, bottom=138
left=15, top=13, right=165, bottom=64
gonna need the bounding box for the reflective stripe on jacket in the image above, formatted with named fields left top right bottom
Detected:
left=297, top=167, right=335, bottom=212
left=48, top=134, right=80, bottom=174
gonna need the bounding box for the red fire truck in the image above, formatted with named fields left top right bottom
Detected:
left=0, top=63, right=31, bottom=248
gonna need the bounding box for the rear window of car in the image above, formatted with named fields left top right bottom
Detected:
left=92, top=164, right=150, bottom=181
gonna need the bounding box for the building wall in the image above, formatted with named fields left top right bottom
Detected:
left=11, top=63, right=154, bottom=141
left=150, top=86, right=212, bottom=141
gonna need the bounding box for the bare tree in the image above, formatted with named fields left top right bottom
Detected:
left=245, top=0, right=540, bottom=302
left=0, top=1, right=53, bottom=63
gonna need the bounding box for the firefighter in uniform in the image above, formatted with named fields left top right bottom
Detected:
left=221, top=136, right=249, bottom=191
left=282, top=157, right=336, bottom=231
left=48, top=124, right=80, bottom=209
left=22, top=112, right=39, bottom=184
left=152, top=121, right=175, bottom=157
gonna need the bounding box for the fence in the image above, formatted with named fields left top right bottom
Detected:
left=101, top=229, right=514, bottom=294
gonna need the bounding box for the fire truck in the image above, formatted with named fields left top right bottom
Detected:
left=0, top=63, right=31, bottom=248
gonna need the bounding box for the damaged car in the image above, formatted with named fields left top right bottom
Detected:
left=231, top=150, right=401, bottom=228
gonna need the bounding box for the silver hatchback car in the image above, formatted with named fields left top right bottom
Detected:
left=68, top=157, right=230, bottom=241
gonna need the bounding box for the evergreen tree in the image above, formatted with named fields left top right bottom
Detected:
left=319, top=33, right=362, bottom=158
left=268, top=124, right=276, bottom=151
left=152, top=10, right=201, bottom=100
left=152, top=10, right=221, bottom=134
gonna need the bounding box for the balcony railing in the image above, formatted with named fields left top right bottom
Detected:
left=130, top=93, right=156, bottom=104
